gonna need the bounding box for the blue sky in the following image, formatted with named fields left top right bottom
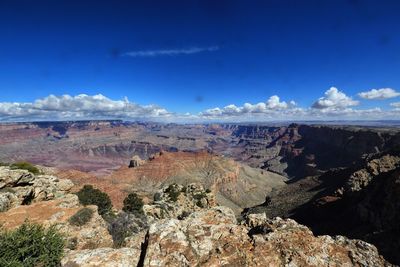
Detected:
left=0, top=0, right=400, bottom=121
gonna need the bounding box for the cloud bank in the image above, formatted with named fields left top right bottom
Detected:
left=1, top=87, right=399, bottom=122
left=0, top=94, right=171, bottom=121
left=358, top=88, right=400, bottom=100
left=124, top=46, right=219, bottom=57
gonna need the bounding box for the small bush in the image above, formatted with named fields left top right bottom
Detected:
left=0, top=222, right=64, bottom=267
left=10, top=161, right=40, bottom=175
left=69, top=207, right=94, bottom=226
left=193, top=192, right=207, bottom=200
left=76, top=185, right=112, bottom=216
left=165, top=184, right=181, bottom=202
left=123, top=193, right=144, bottom=214
left=108, top=212, right=148, bottom=248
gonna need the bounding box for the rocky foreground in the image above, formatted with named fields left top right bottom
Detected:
left=0, top=166, right=394, bottom=266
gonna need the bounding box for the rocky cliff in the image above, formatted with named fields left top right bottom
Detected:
left=289, top=149, right=400, bottom=264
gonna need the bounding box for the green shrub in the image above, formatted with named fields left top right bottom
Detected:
left=108, top=212, right=148, bottom=248
left=69, top=207, right=94, bottom=226
left=193, top=192, right=207, bottom=200
left=10, top=161, right=40, bottom=175
left=194, top=192, right=207, bottom=208
left=76, top=185, right=112, bottom=216
left=122, top=193, right=144, bottom=214
left=165, top=184, right=181, bottom=202
left=0, top=222, right=64, bottom=267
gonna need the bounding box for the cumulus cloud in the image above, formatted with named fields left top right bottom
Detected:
left=200, top=95, right=297, bottom=118
left=390, top=102, right=400, bottom=108
left=358, top=88, right=400, bottom=100
left=124, top=46, right=219, bottom=57
left=312, top=87, right=359, bottom=109
left=390, top=102, right=400, bottom=111
left=0, top=94, right=171, bottom=121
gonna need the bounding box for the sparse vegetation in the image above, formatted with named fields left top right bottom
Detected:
left=66, top=237, right=78, bottom=250
left=69, top=207, right=94, bottom=226
left=193, top=192, right=207, bottom=200
left=10, top=161, right=40, bottom=175
left=193, top=192, right=207, bottom=208
left=165, top=183, right=181, bottom=202
left=122, top=192, right=144, bottom=214
left=0, top=222, right=64, bottom=267
left=76, top=185, right=112, bottom=216
left=108, top=212, right=148, bottom=248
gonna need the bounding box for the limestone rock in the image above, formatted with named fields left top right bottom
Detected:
left=62, top=247, right=141, bottom=267
left=141, top=206, right=391, bottom=266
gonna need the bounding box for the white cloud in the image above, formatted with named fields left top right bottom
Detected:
left=390, top=102, right=400, bottom=111
left=124, top=46, right=219, bottom=57
left=312, top=87, right=359, bottom=109
left=0, top=94, right=171, bottom=121
left=358, top=88, right=400, bottom=100
left=390, top=102, right=400, bottom=108
left=200, top=95, right=297, bottom=118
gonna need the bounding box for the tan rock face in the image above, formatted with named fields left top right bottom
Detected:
left=141, top=207, right=391, bottom=267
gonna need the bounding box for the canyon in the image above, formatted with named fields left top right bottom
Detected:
left=1, top=120, right=400, bottom=265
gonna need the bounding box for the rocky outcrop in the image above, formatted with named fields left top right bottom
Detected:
left=0, top=166, right=113, bottom=251
left=143, top=183, right=216, bottom=223
left=0, top=166, right=74, bottom=211
left=140, top=206, right=391, bottom=266
left=128, top=155, right=145, bottom=168
left=342, top=153, right=400, bottom=194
